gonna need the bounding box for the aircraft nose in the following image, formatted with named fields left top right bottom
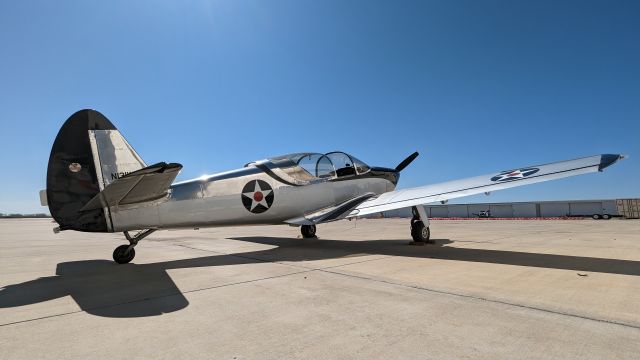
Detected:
left=371, top=167, right=400, bottom=186
left=391, top=170, right=400, bottom=185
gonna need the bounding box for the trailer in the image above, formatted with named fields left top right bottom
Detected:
left=617, top=199, right=640, bottom=219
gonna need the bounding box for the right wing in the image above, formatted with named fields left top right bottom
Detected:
left=349, top=154, right=624, bottom=218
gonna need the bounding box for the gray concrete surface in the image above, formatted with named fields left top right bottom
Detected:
left=1, top=218, right=639, bottom=359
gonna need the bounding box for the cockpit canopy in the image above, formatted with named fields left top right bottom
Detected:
left=261, top=152, right=371, bottom=182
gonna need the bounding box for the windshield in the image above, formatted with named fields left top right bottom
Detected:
left=326, top=152, right=355, bottom=177
left=326, top=152, right=371, bottom=177
left=267, top=152, right=370, bottom=181
left=351, top=155, right=371, bottom=175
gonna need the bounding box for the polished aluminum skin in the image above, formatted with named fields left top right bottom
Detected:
left=110, top=153, right=395, bottom=231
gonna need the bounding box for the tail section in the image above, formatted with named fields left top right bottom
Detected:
left=46, top=109, right=147, bottom=232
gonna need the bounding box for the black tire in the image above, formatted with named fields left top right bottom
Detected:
left=113, top=245, right=135, bottom=264
left=602, top=214, right=611, bottom=220
left=411, top=221, right=431, bottom=242
left=592, top=214, right=602, bottom=220
left=301, top=224, right=317, bottom=238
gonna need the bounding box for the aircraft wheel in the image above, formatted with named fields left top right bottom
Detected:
left=592, top=214, right=602, bottom=220
left=301, top=224, right=317, bottom=238
left=602, top=214, right=611, bottom=220
left=113, top=245, right=135, bottom=264
left=411, top=221, right=431, bottom=243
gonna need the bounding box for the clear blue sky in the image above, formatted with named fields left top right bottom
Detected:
left=0, top=0, right=638, bottom=213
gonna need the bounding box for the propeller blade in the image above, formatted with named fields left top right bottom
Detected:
left=395, top=151, right=419, bottom=172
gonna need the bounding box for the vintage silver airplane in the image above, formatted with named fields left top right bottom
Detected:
left=42, top=110, right=625, bottom=264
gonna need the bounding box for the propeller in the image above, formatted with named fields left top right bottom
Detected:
left=395, top=151, right=419, bottom=172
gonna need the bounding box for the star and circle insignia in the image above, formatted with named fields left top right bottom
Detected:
left=241, top=180, right=274, bottom=213
left=490, top=167, right=539, bottom=182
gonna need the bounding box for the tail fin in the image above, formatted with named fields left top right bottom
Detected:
left=46, top=109, right=146, bottom=232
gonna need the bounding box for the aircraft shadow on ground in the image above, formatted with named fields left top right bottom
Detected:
left=2, top=236, right=639, bottom=319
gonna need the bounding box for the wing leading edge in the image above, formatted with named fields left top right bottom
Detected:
left=348, top=154, right=625, bottom=218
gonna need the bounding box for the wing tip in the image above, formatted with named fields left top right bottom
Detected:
left=598, top=154, right=625, bottom=171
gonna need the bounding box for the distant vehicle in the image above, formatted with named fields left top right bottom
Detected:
left=41, top=110, right=626, bottom=264
left=472, top=210, right=491, bottom=218
left=573, top=199, right=640, bottom=220
left=616, top=199, right=640, bottom=219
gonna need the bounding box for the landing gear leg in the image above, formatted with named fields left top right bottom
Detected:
left=113, top=229, right=156, bottom=264
left=301, top=224, right=317, bottom=238
left=410, top=206, right=432, bottom=244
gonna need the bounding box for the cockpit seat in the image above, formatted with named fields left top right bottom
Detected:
left=336, top=165, right=356, bottom=177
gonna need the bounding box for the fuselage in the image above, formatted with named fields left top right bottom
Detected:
left=109, top=157, right=399, bottom=231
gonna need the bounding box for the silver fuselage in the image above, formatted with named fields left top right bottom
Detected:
left=109, top=165, right=397, bottom=231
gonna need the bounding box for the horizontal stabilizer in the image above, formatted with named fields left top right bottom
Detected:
left=286, top=193, right=376, bottom=225
left=80, top=162, right=182, bottom=211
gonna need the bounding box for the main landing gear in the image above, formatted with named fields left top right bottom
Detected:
left=113, top=229, right=156, bottom=264
left=301, top=224, right=317, bottom=238
left=410, top=206, right=433, bottom=244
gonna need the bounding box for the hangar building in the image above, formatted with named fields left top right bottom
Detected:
left=378, top=199, right=639, bottom=219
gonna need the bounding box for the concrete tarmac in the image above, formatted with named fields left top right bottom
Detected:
left=1, top=218, right=639, bottom=359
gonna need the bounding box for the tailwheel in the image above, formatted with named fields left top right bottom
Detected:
left=112, top=229, right=156, bottom=264
left=301, top=224, right=317, bottom=238
left=113, top=245, right=136, bottom=264
left=411, top=220, right=432, bottom=243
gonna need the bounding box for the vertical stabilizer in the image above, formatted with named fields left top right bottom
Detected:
left=46, top=109, right=146, bottom=232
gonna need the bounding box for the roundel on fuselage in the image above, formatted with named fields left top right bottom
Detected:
left=241, top=180, right=274, bottom=213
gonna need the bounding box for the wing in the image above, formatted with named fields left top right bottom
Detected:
left=349, top=154, right=625, bottom=218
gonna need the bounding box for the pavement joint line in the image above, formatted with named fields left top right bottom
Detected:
left=0, top=268, right=315, bottom=328
left=0, top=309, right=86, bottom=328
left=0, top=242, right=312, bottom=328
left=174, top=243, right=393, bottom=272
left=316, top=267, right=640, bottom=331
left=3, top=239, right=638, bottom=331
left=316, top=256, right=392, bottom=270
left=173, top=241, right=640, bottom=330
left=0, top=240, right=366, bottom=327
